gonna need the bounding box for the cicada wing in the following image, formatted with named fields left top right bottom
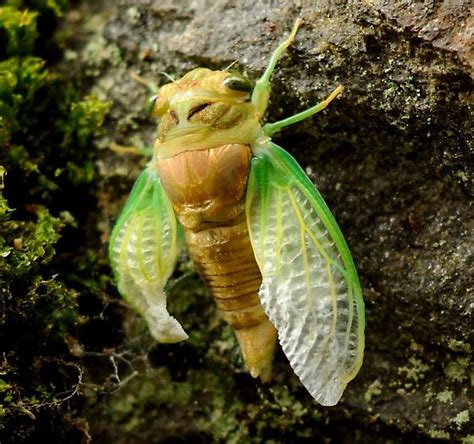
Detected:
left=246, top=142, right=365, bottom=406
left=109, top=166, right=187, bottom=343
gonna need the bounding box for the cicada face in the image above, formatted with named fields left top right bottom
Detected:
left=151, top=68, right=261, bottom=159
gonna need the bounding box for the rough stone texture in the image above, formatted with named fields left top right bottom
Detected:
left=74, top=0, right=472, bottom=442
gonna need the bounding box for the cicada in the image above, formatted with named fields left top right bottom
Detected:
left=109, top=19, right=365, bottom=406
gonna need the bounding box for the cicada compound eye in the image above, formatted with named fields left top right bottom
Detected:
left=223, top=76, right=253, bottom=93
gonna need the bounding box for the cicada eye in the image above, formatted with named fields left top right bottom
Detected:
left=223, top=76, right=253, bottom=93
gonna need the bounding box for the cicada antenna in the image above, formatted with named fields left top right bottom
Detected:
left=224, top=60, right=239, bottom=71
left=159, top=72, right=176, bottom=83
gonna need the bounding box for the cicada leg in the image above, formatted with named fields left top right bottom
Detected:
left=108, top=72, right=161, bottom=157
left=250, top=19, right=344, bottom=136
left=263, top=85, right=344, bottom=137
left=251, top=18, right=302, bottom=118
left=109, top=142, right=153, bottom=157
left=130, top=72, right=163, bottom=115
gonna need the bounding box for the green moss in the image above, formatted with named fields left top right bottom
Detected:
left=0, top=0, right=113, bottom=440
left=444, top=357, right=470, bottom=383
left=1, top=205, right=61, bottom=277
left=409, top=340, right=424, bottom=353
left=57, top=94, right=110, bottom=185
left=435, top=390, right=453, bottom=403
left=447, top=338, right=471, bottom=354
left=3, top=0, right=68, bottom=16
left=0, top=379, right=11, bottom=393
left=0, top=56, right=48, bottom=144
left=0, top=7, right=38, bottom=56
left=364, top=379, right=382, bottom=403
left=428, top=429, right=451, bottom=439
left=106, top=368, right=193, bottom=427
left=60, top=95, right=110, bottom=149
left=398, top=356, right=430, bottom=383
left=452, top=410, right=470, bottom=430
left=0, top=165, right=12, bottom=218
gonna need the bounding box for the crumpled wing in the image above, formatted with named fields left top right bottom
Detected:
left=109, top=166, right=187, bottom=343
left=246, top=142, right=365, bottom=406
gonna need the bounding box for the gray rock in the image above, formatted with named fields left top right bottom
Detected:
left=85, top=1, right=472, bottom=442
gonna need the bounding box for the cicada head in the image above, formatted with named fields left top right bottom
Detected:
left=152, top=68, right=261, bottom=158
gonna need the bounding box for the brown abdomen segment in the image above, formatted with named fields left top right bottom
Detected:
left=156, top=144, right=277, bottom=380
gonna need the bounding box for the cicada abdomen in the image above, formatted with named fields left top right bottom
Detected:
left=157, top=144, right=277, bottom=380
left=109, top=20, right=365, bottom=406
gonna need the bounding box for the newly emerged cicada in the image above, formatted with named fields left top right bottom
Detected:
left=109, top=19, right=365, bottom=406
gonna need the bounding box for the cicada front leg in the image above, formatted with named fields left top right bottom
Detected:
left=108, top=73, right=164, bottom=157
left=251, top=19, right=344, bottom=139
left=109, top=142, right=154, bottom=157
left=252, top=18, right=302, bottom=118
left=263, top=85, right=344, bottom=137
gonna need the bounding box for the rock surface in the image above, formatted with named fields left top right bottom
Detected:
left=82, top=0, right=472, bottom=442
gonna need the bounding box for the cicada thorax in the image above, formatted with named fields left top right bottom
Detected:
left=156, top=144, right=277, bottom=381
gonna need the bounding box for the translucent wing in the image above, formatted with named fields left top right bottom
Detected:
left=109, top=166, right=187, bottom=342
left=246, top=142, right=365, bottom=406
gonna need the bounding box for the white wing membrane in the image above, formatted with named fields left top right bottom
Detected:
left=109, top=167, right=187, bottom=343
left=247, top=143, right=364, bottom=405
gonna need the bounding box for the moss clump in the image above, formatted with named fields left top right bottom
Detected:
left=364, top=379, right=382, bottom=403
left=436, top=390, right=453, bottom=404
left=444, top=357, right=470, bottom=383
left=0, top=7, right=38, bottom=56
left=0, top=1, right=109, bottom=441
left=428, top=429, right=451, bottom=440
left=1, top=205, right=60, bottom=273
left=452, top=410, right=470, bottom=430
left=0, top=56, right=47, bottom=145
